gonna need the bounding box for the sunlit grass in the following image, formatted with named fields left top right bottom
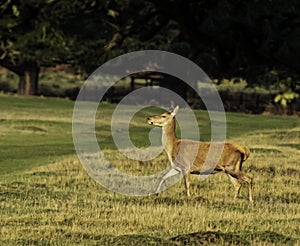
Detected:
left=0, top=134, right=300, bottom=245
left=1, top=128, right=300, bottom=245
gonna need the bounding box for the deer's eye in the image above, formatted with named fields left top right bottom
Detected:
left=162, top=115, right=166, bottom=118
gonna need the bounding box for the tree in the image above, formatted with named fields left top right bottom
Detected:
left=102, top=0, right=300, bottom=84
left=0, top=0, right=112, bottom=95
left=1, top=0, right=299, bottom=97
left=0, top=0, right=69, bottom=95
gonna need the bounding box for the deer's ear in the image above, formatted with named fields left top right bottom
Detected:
left=169, top=100, right=175, bottom=113
left=171, top=105, right=179, bottom=117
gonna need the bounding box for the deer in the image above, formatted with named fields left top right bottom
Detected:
left=147, top=105, right=253, bottom=202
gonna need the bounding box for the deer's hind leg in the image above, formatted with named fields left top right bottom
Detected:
left=226, top=174, right=241, bottom=200
left=224, top=169, right=253, bottom=202
left=239, top=172, right=253, bottom=202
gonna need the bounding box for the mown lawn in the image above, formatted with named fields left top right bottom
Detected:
left=0, top=94, right=299, bottom=245
left=0, top=95, right=74, bottom=174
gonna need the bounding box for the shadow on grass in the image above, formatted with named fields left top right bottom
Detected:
left=96, top=235, right=173, bottom=245
left=4, top=230, right=297, bottom=245
left=170, top=231, right=249, bottom=245
left=91, top=230, right=296, bottom=245
left=170, top=230, right=296, bottom=246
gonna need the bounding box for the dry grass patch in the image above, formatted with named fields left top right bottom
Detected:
left=1, top=127, right=300, bottom=245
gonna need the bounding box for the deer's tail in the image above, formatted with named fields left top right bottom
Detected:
left=238, top=146, right=250, bottom=161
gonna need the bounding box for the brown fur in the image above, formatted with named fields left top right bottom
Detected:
left=147, top=107, right=253, bottom=201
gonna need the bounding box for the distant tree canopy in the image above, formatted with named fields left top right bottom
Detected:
left=0, top=0, right=299, bottom=96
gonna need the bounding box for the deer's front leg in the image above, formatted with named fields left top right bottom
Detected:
left=183, top=172, right=191, bottom=197
left=155, top=167, right=181, bottom=194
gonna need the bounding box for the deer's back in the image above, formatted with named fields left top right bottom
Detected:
left=171, top=139, right=247, bottom=171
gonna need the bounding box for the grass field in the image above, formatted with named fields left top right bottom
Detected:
left=0, top=94, right=299, bottom=245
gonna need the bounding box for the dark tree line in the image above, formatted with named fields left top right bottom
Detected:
left=0, top=0, right=299, bottom=97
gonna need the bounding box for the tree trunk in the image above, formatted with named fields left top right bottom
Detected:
left=18, top=61, right=40, bottom=96
left=0, top=60, right=40, bottom=96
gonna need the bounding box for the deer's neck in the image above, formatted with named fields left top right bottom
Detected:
left=162, top=119, right=177, bottom=154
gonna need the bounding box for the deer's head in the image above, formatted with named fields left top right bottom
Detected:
left=147, top=105, right=179, bottom=127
